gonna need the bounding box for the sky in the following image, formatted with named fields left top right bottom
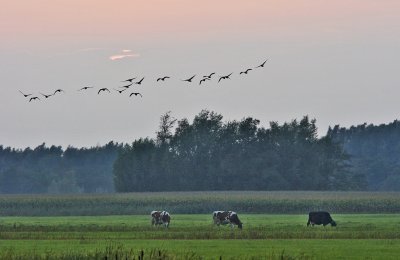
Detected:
left=1, top=0, right=400, bottom=148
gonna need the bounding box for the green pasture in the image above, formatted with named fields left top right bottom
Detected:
left=0, top=214, right=400, bottom=259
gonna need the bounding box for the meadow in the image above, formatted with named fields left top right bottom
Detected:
left=0, top=192, right=399, bottom=259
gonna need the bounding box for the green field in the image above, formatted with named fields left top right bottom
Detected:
left=0, top=192, right=399, bottom=259
left=1, top=214, right=400, bottom=259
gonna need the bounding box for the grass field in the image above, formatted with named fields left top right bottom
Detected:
left=1, top=214, right=400, bottom=259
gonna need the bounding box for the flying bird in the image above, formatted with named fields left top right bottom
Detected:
left=182, top=75, right=196, bottom=82
left=218, top=73, right=233, bottom=83
left=53, top=89, right=65, bottom=95
left=255, top=59, right=268, bottom=68
left=120, top=83, right=133, bottom=89
left=114, top=88, right=127, bottom=94
left=122, top=77, right=136, bottom=83
left=29, top=96, right=40, bottom=102
left=40, top=93, right=53, bottom=98
left=135, top=77, right=145, bottom=85
left=78, top=86, right=94, bottom=91
left=98, top=88, right=111, bottom=94
left=203, top=72, right=215, bottom=78
left=129, top=92, right=142, bottom=97
left=199, top=78, right=210, bottom=85
left=240, top=68, right=252, bottom=74
left=157, top=76, right=170, bottom=82
left=19, top=90, right=32, bottom=97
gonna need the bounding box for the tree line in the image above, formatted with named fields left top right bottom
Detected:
left=1, top=110, right=400, bottom=193
left=114, top=110, right=363, bottom=191
left=0, top=142, right=120, bottom=193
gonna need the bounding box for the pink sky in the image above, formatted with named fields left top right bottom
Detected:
left=1, top=0, right=399, bottom=49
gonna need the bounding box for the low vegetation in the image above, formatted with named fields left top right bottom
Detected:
left=0, top=191, right=399, bottom=216
left=0, top=214, right=400, bottom=259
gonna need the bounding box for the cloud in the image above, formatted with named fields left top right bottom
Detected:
left=109, top=53, right=140, bottom=61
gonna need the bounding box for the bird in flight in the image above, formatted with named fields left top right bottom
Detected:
left=129, top=92, right=142, bottom=97
left=29, top=96, right=40, bottom=102
left=218, top=73, right=233, bottom=83
left=182, top=75, right=196, bottom=82
left=78, top=86, right=94, bottom=91
left=120, top=83, right=133, bottom=89
left=19, top=90, right=32, bottom=97
left=98, top=88, right=111, bottom=94
left=199, top=78, right=210, bottom=85
left=240, top=68, right=252, bottom=75
left=135, top=77, right=145, bottom=85
left=114, top=88, right=127, bottom=94
left=40, top=93, right=53, bottom=98
left=157, top=76, right=170, bottom=82
left=53, top=89, right=65, bottom=95
left=203, top=72, right=215, bottom=79
left=255, top=59, right=268, bottom=68
left=122, top=77, right=136, bottom=83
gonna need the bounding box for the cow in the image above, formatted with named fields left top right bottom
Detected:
left=151, top=210, right=171, bottom=228
left=213, top=211, right=243, bottom=229
left=307, top=211, right=337, bottom=227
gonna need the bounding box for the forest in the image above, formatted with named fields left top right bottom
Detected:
left=1, top=110, right=400, bottom=193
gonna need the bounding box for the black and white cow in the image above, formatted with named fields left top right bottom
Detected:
left=151, top=210, right=171, bottom=228
left=307, top=211, right=337, bottom=227
left=213, top=211, right=243, bottom=229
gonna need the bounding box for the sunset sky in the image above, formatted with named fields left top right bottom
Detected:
left=1, top=0, right=400, bottom=148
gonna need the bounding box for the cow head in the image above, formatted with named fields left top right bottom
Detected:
left=331, top=220, right=337, bottom=227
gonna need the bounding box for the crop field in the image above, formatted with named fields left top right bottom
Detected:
left=1, top=191, right=400, bottom=216
left=0, top=192, right=399, bottom=259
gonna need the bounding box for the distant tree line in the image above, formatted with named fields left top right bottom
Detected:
left=0, top=142, right=120, bottom=193
left=2, top=110, right=400, bottom=193
left=113, top=110, right=363, bottom=191
left=328, top=120, right=400, bottom=191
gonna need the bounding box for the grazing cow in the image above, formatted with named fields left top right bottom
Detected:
left=151, top=210, right=170, bottom=228
left=307, top=211, right=337, bottom=227
left=212, top=211, right=243, bottom=229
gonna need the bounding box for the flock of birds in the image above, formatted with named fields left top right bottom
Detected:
left=19, top=59, right=268, bottom=102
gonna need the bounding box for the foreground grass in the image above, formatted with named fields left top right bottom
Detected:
left=0, top=214, right=400, bottom=259
left=1, top=239, right=399, bottom=259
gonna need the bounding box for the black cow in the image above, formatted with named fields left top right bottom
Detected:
left=307, top=211, right=337, bottom=227
left=213, top=211, right=243, bottom=229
